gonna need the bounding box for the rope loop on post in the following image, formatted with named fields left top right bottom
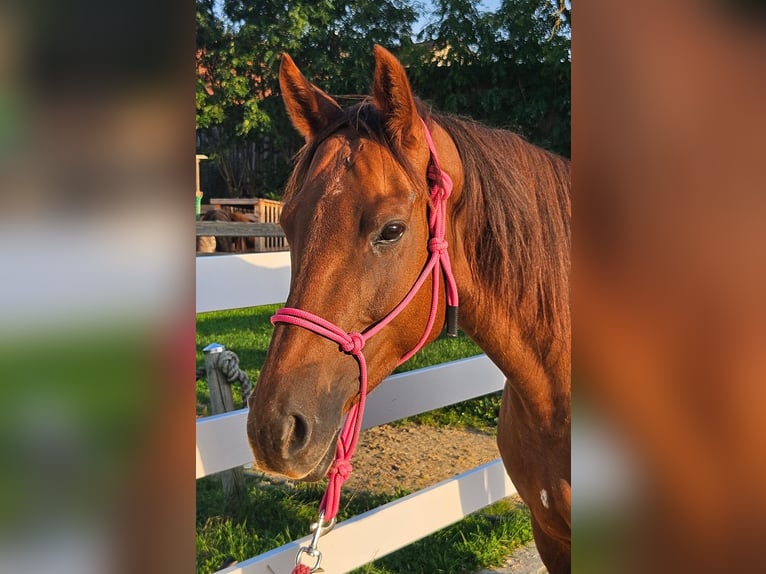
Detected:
left=213, top=349, right=253, bottom=405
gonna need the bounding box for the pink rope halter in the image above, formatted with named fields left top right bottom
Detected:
left=278, top=118, right=458, bottom=572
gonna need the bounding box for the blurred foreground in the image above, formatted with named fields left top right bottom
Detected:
left=574, top=1, right=766, bottom=572
left=0, top=1, right=764, bottom=573
left=0, top=1, right=194, bottom=573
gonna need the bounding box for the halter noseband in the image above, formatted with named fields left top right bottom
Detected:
left=272, top=118, right=459, bottom=529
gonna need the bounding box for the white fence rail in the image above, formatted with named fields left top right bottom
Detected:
left=197, top=251, right=291, bottom=313
left=196, top=252, right=516, bottom=574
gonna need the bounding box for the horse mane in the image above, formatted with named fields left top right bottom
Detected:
left=284, top=101, right=570, bottom=351
left=433, top=113, right=570, bottom=352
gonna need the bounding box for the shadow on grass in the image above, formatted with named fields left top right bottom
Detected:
left=196, top=475, right=321, bottom=572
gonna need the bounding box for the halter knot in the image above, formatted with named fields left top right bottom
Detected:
left=328, top=459, right=353, bottom=481
left=340, top=332, right=365, bottom=354
left=429, top=238, right=448, bottom=253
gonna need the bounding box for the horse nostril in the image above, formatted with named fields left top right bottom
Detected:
left=281, top=413, right=311, bottom=458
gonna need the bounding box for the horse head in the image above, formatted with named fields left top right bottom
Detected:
left=246, top=46, right=463, bottom=481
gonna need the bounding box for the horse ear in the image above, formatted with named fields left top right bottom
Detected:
left=371, top=45, right=422, bottom=150
left=280, top=53, right=342, bottom=141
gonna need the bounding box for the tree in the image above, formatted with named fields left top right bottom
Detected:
left=195, top=0, right=419, bottom=197
left=407, top=0, right=570, bottom=156
left=195, top=0, right=571, bottom=198
left=195, top=0, right=299, bottom=196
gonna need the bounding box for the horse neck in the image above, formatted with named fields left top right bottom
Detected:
left=454, top=264, right=570, bottom=430
left=437, top=125, right=570, bottom=430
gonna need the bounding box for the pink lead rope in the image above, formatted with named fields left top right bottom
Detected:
left=279, top=118, right=458, bottom=573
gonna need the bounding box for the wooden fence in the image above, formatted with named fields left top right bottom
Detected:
left=195, top=222, right=287, bottom=255
left=196, top=252, right=516, bottom=574
left=206, top=198, right=288, bottom=252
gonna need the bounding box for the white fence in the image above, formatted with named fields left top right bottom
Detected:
left=196, top=252, right=517, bottom=574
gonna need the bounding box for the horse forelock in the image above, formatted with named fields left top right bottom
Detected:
left=283, top=101, right=431, bottom=207
left=281, top=101, right=434, bottom=296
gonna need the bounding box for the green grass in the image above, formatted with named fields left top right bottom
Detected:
left=197, top=475, right=533, bottom=574
left=196, top=304, right=524, bottom=574
left=196, top=304, right=280, bottom=416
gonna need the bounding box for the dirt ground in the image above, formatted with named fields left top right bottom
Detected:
left=343, top=423, right=501, bottom=494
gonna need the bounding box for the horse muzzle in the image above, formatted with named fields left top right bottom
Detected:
left=245, top=383, right=344, bottom=481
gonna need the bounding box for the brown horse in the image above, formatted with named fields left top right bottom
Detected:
left=246, top=46, right=570, bottom=572
left=196, top=208, right=258, bottom=253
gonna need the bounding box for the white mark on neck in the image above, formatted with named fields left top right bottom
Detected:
left=540, top=488, right=549, bottom=509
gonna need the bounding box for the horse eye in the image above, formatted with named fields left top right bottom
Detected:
left=378, top=222, right=406, bottom=243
